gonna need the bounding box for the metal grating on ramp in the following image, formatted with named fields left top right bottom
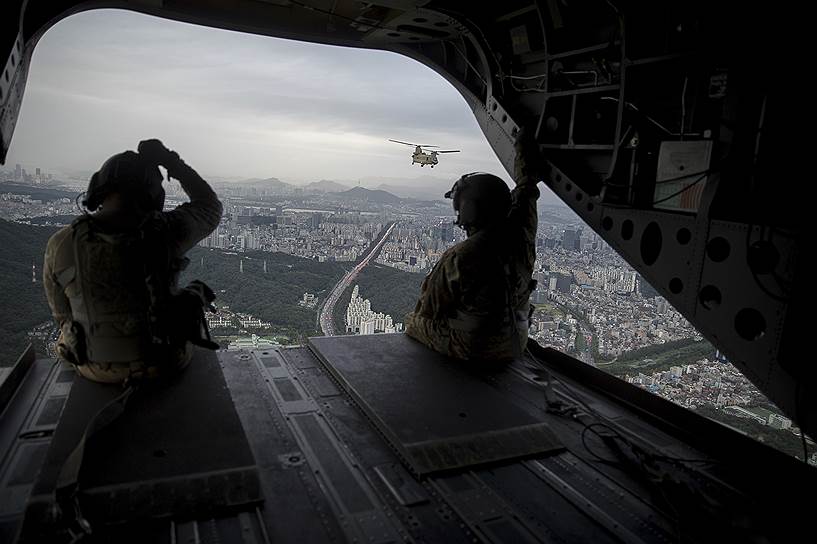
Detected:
left=308, top=334, right=563, bottom=474
left=405, top=422, right=561, bottom=474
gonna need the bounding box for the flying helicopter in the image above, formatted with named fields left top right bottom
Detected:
left=389, top=139, right=460, bottom=167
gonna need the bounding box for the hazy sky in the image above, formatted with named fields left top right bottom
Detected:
left=5, top=9, right=511, bottom=185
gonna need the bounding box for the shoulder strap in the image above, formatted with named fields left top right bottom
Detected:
left=70, top=217, right=95, bottom=334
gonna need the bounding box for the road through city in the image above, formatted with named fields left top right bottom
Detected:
left=318, top=222, right=396, bottom=336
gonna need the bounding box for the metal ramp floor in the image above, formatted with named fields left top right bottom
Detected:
left=1, top=336, right=814, bottom=543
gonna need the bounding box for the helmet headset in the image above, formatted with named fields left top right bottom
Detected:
left=445, top=172, right=511, bottom=233
left=83, top=151, right=165, bottom=213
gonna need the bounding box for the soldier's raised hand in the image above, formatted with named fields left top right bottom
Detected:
left=137, top=139, right=175, bottom=167
left=513, top=127, right=545, bottom=186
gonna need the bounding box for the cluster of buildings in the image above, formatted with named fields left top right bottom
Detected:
left=526, top=241, right=700, bottom=363
left=625, top=358, right=768, bottom=409
left=0, top=192, right=75, bottom=222
left=375, top=219, right=465, bottom=273
left=26, top=321, right=60, bottom=360
left=345, top=285, right=401, bottom=335
left=3, top=164, right=53, bottom=185
left=724, top=406, right=793, bottom=430
left=205, top=306, right=272, bottom=333
left=623, top=358, right=813, bottom=457
left=528, top=310, right=589, bottom=361
left=198, top=203, right=388, bottom=263
left=198, top=205, right=466, bottom=274
left=299, top=292, right=317, bottom=308
left=226, top=334, right=279, bottom=351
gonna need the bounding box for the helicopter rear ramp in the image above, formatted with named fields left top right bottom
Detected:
left=3, top=338, right=817, bottom=542
left=19, top=348, right=261, bottom=540
left=308, top=333, right=563, bottom=474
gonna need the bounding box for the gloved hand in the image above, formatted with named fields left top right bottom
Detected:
left=513, top=127, right=546, bottom=186
left=137, top=139, right=178, bottom=168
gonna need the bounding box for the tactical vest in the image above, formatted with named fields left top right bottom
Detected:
left=65, top=216, right=161, bottom=364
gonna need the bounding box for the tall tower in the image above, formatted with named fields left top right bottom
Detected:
left=263, top=260, right=267, bottom=273
left=240, top=259, right=244, bottom=274
left=31, top=263, right=36, bottom=284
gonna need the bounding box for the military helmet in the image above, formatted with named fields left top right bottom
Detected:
left=83, top=151, right=165, bottom=212
left=445, top=172, right=511, bottom=232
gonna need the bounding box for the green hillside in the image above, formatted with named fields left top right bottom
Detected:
left=0, top=219, right=59, bottom=366
left=596, top=337, right=716, bottom=376
left=181, top=247, right=346, bottom=340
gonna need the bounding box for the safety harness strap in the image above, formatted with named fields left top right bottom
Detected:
left=71, top=218, right=94, bottom=333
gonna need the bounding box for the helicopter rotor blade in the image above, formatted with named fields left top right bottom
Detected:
left=435, top=150, right=461, bottom=153
left=389, top=139, right=417, bottom=146
left=418, top=145, right=439, bottom=148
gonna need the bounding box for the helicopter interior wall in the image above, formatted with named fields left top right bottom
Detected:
left=0, top=1, right=809, bottom=436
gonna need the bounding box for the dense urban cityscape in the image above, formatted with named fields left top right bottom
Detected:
left=0, top=164, right=813, bottom=463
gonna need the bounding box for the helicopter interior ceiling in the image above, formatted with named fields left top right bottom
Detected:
left=0, top=1, right=806, bottom=435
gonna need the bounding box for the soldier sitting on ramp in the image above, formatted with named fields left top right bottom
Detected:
left=43, top=139, right=223, bottom=383
left=405, top=133, right=543, bottom=361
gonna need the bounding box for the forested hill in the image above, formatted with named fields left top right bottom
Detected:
left=0, top=219, right=59, bottom=366
left=181, top=247, right=347, bottom=339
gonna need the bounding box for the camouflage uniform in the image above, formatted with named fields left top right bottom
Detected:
left=43, top=160, right=222, bottom=383
left=405, top=181, right=540, bottom=361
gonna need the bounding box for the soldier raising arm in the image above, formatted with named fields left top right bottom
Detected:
left=43, top=140, right=222, bottom=383
left=405, top=133, right=543, bottom=361
left=138, top=139, right=223, bottom=255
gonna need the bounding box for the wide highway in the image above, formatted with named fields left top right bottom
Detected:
left=318, top=222, right=396, bottom=336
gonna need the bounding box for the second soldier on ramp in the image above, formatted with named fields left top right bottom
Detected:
left=405, top=137, right=542, bottom=361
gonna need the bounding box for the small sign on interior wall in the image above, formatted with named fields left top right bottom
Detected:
left=653, top=140, right=713, bottom=212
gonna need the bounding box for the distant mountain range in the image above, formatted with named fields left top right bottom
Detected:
left=304, top=180, right=349, bottom=193
left=236, top=177, right=292, bottom=192
left=225, top=177, right=402, bottom=203
left=333, top=186, right=401, bottom=204
left=363, top=175, right=452, bottom=201
left=362, top=175, right=566, bottom=204
left=223, top=177, right=350, bottom=195
left=220, top=173, right=566, bottom=206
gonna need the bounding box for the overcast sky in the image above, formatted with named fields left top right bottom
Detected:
left=5, top=8, right=512, bottom=186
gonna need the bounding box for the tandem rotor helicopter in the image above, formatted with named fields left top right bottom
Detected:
left=389, top=139, right=460, bottom=167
